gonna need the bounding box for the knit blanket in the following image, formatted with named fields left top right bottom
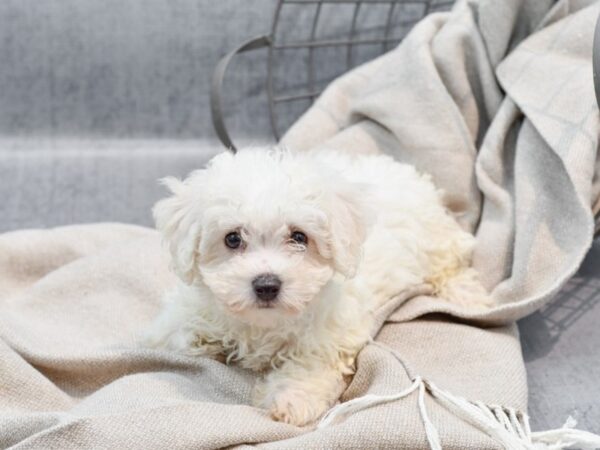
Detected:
left=2, top=0, right=599, bottom=448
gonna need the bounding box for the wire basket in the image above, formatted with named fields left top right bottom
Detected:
left=211, top=0, right=454, bottom=151
left=211, top=2, right=600, bottom=236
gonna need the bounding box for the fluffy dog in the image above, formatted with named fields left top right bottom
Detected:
left=142, top=147, right=490, bottom=426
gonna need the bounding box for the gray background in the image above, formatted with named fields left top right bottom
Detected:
left=0, top=0, right=597, bottom=435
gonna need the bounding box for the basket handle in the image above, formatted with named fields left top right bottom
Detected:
left=211, top=35, right=272, bottom=152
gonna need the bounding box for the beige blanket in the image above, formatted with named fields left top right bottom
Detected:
left=2, top=0, right=599, bottom=448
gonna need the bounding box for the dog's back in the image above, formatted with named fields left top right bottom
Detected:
left=314, top=150, right=492, bottom=311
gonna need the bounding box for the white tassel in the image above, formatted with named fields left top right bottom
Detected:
left=317, top=343, right=600, bottom=450
left=417, top=378, right=442, bottom=450
left=425, top=380, right=531, bottom=450
left=531, top=416, right=600, bottom=450
left=317, top=376, right=422, bottom=428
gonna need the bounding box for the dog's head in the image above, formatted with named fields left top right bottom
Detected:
left=153, top=148, right=370, bottom=326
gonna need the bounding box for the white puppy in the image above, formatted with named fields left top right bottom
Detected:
left=142, top=147, right=490, bottom=426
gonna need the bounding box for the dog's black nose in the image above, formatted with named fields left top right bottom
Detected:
left=252, top=273, right=281, bottom=302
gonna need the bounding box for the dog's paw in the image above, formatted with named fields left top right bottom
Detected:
left=267, top=387, right=329, bottom=427
left=254, top=365, right=347, bottom=427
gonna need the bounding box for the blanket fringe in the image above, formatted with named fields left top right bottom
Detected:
left=317, top=343, right=600, bottom=450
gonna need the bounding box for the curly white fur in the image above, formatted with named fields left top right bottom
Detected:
left=141, top=147, right=491, bottom=426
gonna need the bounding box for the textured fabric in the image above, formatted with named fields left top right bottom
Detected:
left=0, top=224, right=518, bottom=449
left=1, top=0, right=599, bottom=449
left=283, top=0, right=599, bottom=324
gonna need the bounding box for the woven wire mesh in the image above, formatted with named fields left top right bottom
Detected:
left=266, top=0, right=454, bottom=138
left=212, top=0, right=455, bottom=148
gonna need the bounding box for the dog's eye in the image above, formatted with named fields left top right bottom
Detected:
left=290, top=231, right=308, bottom=245
left=224, top=232, right=242, bottom=249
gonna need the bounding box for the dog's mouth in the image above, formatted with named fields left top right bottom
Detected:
left=256, top=299, right=277, bottom=309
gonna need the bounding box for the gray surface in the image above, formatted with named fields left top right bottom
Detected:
left=0, top=0, right=598, bottom=437
left=0, top=0, right=277, bottom=141
left=0, top=139, right=219, bottom=230
left=520, top=240, right=600, bottom=433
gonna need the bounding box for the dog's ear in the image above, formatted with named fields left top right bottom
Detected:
left=324, top=181, right=372, bottom=278
left=153, top=176, right=202, bottom=284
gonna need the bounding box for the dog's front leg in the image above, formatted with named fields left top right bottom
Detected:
left=139, top=295, right=225, bottom=360
left=254, top=361, right=347, bottom=427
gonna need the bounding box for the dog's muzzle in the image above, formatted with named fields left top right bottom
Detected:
left=252, top=273, right=281, bottom=303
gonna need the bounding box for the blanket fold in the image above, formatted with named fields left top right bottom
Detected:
left=2, top=0, right=599, bottom=448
